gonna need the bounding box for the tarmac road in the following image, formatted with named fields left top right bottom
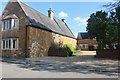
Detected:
left=0, top=51, right=119, bottom=78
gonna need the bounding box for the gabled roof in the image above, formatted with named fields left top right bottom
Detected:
left=77, top=32, right=89, bottom=39
left=17, top=1, right=75, bottom=39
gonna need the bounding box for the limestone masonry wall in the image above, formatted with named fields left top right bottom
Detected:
left=27, top=26, right=52, bottom=58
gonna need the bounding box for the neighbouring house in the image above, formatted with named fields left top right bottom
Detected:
left=77, top=32, right=98, bottom=51
left=0, top=0, right=76, bottom=58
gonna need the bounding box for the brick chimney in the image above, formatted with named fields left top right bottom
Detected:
left=48, top=8, right=54, bottom=20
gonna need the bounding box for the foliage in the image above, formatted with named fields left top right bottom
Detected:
left=49, top=42, right=63, bottom=50
left=87, top=8, right=120, bottom=50
left=73, top=50, right=81, bottom=56
left=63, top=44, right=74, bottom=56
left=87, top=11, right=109, bottom=49
left=76, top=45, right=81, bottom=50
left=49, top=43, right=75, bottom=56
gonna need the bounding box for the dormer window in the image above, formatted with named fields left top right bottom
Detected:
left=2, top=14, right=19, bottom=31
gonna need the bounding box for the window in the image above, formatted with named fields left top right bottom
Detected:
left=13, top=39, right=17, bottom=49
left=94, top=45, right=98, bottom=49
left=2, top=19, right=18, bottom=30
left=14, top=19, right=18, bottom=28
left=9, top=40, right=11, bottom=48
left=2, top=40, right=5, bottom=49
left=8, top=19, right=12, bottom=29
left=6, top=40, right=8, bottom=49
left=3, top=21, right=8, bottom=30
left=80, top=44, right=88, bottom=49
left=2, top=38, right=18, bottom=50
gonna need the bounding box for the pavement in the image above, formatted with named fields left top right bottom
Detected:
left=0, top=51, right=119, bottom=78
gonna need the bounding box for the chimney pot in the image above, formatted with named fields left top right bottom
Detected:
left=48, top=8, right=54, bottom=20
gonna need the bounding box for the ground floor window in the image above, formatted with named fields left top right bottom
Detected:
left=2, top=38, right=18, bottom=50
left=80, top=44, right=88, bottom=49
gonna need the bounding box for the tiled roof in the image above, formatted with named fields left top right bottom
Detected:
left=19, top=1, right=75, bottom=39
left=77, top=32, right=89, bottom=39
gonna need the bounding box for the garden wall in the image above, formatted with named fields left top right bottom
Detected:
left=96, top=50, right=120, bottom=60
left=48, top=49, right=70, bottom=57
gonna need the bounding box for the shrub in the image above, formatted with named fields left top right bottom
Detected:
left=49, top=43, right=74, bottom=56
left=76, top=45, right=81, bottom=50
left=49, top=42, right=63, bottom=50
left=63, top=44, right=74, bottom=56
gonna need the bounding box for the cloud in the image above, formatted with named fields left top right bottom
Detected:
left=73, top=17, right=89, bottom=26
left=58, top=11, right=68, bottom=18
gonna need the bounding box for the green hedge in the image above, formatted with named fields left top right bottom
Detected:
left=63, top=44, right=74, bottom=56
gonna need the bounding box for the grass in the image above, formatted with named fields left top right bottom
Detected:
left=73, top=50, right=82, bottom=56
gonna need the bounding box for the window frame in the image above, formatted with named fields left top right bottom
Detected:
left=2, top=19, right=19, bottom=31
left=2, top=38, right=18, bottom=50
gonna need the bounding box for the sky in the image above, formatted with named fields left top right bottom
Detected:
left=0, top=0, right=113, bottom=38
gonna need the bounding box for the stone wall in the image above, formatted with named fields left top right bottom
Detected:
left=27, top=26, right=52, bottom=58
left=2, top=2, right=29, bottom=57
left=53, top=33, right=77, bottom=48
left=96, top=50, right=120, bottom=60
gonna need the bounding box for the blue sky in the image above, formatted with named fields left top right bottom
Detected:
left=0, top=0, right=112, bottom=37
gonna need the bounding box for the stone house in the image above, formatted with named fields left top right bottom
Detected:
left=77, top=32, right=97, bottom=51
left=0, top=0, right=76, bottom=58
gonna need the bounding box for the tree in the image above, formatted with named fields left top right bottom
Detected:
left=87, top=9, right=120, bottom=50
left=87, top=11, right=109, bottom=50
left=115, top=7, right=120, bottom=49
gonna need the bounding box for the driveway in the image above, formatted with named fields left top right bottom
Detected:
left=0, top=51, right=119, bottom=78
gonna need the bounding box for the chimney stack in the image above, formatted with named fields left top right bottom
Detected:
left=61, top=19, right=65, bottom=22
left=48, top=8, right=54, bottom=20
left=62, top=19, right=67, bottom=24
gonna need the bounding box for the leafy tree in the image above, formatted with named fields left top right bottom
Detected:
left=115, top=7, right=120, bottom=49
left=87, top=11, right=109, bottom=50
left=87, top=9, right=120, bottom=50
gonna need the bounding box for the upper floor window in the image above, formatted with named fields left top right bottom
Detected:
left=3, top=19, right=19, bottom=31
left=2, top=14, right=19, bottom=31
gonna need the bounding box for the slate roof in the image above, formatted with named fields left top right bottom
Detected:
left=18, top=1, right=75, bottom=39
left=77, top=32, right=89, bottom=39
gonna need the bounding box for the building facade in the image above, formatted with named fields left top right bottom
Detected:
left=0, top=0, right=76, bottom=58
left=77, top=32, right=98, bottom=51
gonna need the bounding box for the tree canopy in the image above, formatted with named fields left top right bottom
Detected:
left=86, top=7, right=120, bottom=50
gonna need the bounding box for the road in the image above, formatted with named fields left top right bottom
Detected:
left=0, top=51, right=119, bottom=78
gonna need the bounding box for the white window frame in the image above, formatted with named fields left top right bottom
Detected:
left=2, top=38, right=18, bottom=50
left=2, top=19, right=19, bottom=31
left=11, top=38, right=18, bottom=50
left=3, top=20, right=8, bottom=31
left=2, top=39, right=6, bottom=50
left=94, top=45, right=98, bottom=49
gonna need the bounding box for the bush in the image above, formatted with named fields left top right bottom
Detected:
left=63, top=44, right=74, bottom=56
left=49, top=42, right=63, bottom=50
left=48, top=43, right=74, bottom=56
